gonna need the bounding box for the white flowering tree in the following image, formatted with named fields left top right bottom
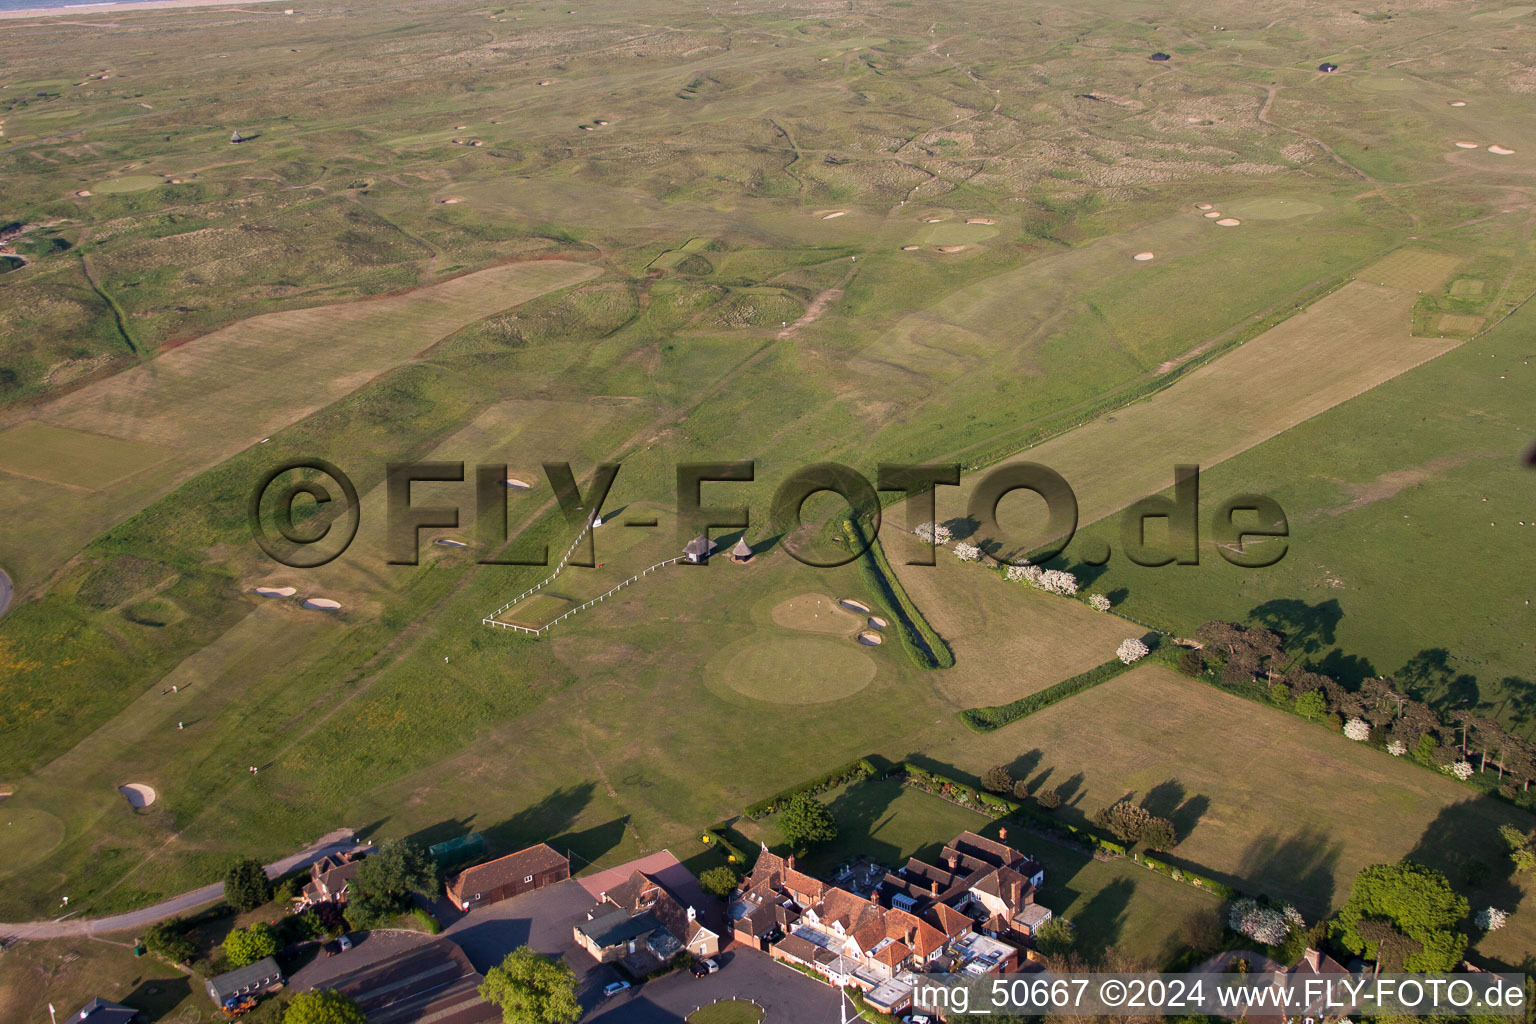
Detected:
left=1006, top=564, right=1031, bottom=583
left=1344, top=718, right=1371, bottom=742
left=1444, top=760, right=1475, bottom=781
left=1387, top=739, right=1407, bottom=757
left=1116, top=638, right=1149, bottom=665
left=1041, top=569, right=1078, bottom=595
left=1088, top=593, right=1111, bottom=612
left=1476, top=906, right=1508, bottom=932
left=953, top=541, right=981, bottom=562
left=914, top=522, right=952, bottom=546
left=1228, top=898, right=1295, bottom=945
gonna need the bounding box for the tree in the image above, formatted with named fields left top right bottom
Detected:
left=1228, top=898, right=1301, bottom=946
left=1116, top=637, right=1149, bottom=665
left=915, top=522, right=952, bottom=545
left=1294, top=691, right=1328, bottom=721
left=982, top=764, right=1014, bottom=794
left=953, top=541, right=981, bottom=562
left=479, top=946, right=580, bottom=1024
left=144, top=918, right=195, bottom=964
left=1344, top=717, right=1371, bottom=742
left=1034, top=917, right=1075, bottom=956
left=1475, top=906, right=1508, bottom=932
left=1332, top=863, right=1468, bottom=972
left=1035, top=787, right=1062, bottom=810
left=777, top=792, right=837, bottom=849
left=1088, top=593, right=1111, bottom=612
left=224, top=922, right=279, bottom=968
left=285, top=990, right=367, bottom=1024
left=348, top=840, right=438, bottom=927
left=699, top=866, right=739, bottom=900
left=224, top=857, right=273, bottom=912
left=1141, top=817, right=1178, bottom=852
left=1499, top=825, right=1535, bottom=873
left=1011, top=778, right=1032, bottom=802
left=1091, top=801, right=1151, bottom=843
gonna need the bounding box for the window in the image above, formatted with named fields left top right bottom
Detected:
left=524, top=875, right=534, bottom=883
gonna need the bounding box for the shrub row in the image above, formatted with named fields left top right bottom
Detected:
left=960, top=657, right=1136, bottom=732
left=700, top=826, right=749, bottom=868
left=843, top=516, right=954, bottom=670
left=744, top=756, right=879, bottom=819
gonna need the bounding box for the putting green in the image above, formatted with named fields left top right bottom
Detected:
left=90, top=175, right=166, bottom=194
left=770, top=593, right=859, bottom=634
left=711, top=636, right=876, bottom=705
left=918, top=222, right=997, bottom=245
left=1220, top=197, right=1324, bottom=220
left=0, top=806, right=65, bottom=873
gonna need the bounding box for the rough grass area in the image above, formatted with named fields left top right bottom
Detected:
left=688, top=1000, right=765, bottom=1024
left=0, top=422, right=170, bottom=490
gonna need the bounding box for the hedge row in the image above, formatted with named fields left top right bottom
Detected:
left=960, top=657, right=1136, bottom=732
left=744, top=756, right=879, bottom=819
left=843, top=516, right=955, bottom=670
left=699, top=826, right=749, bottom=868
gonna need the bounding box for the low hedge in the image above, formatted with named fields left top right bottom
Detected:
left=960, top=657, right=1136, bottom=732
left=700, top=827, right=749, bottom=869
left=744, top=756, right=879, bottom=819
left=843, top=516, right=954, bottom=670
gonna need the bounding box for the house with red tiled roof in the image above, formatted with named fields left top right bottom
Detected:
left=444, top=843, right=570, bottom=911
left=881, top=828, right=1051, bottom=945
left=573, top=868, right=720, bottom=968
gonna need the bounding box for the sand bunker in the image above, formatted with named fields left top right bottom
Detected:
left=839, top=598, right=871, bottom=613
left=1194, top=203, right=1214, bottom=211
left=1454, top=142, right=1479, bottom=149
left=901, top=245, right=921, bottom=251
left=538, top=80, right=552, bottom=86
left=856, top=630, right=883, bottom=646
left=504, top=478, right=532, bottom=489
left=434, top=538, right=468, bottom=548
left=966, top=217, right=995, bottom=225
left=1133, top=252, right=1155, bottom=261
left=75, top=190, right=92, bottom=197
left=1203, top=211, right=1223, bottom=219
left=1216, top=218, right=1241, bottom=227
left=935, top=245, right=968, bottom=253
left=1449, top=100, right=1467, bottom=107
left=119, top=783, right=156, bottom=808
left=254, top=586, right=297, bottom=597
left=868, top=616, right=887, bottom=629
left=441, top=197, right=463, bottom=204
left=303, top=597, right=342, bottom=611
left=924, top=218, right=943, bottom=223
left=821, top=210, right=847, bottom=220
left=1489, top=145, right=1515, bottom=155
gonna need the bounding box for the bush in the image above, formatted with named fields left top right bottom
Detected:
left=699, top=866, right=740, bottom=900
left=961, top=659, right=1136, bottom=732
left=982, top=765, right=1014, bottom=794
left=1012, top=778, right=1032, bottom=802
left=224, top=923, right=279, bottom=968
left=145, top=918, right=195, bottom=964
left=1177, top=648, right=1205, bottom=677
left=412, top=907, right=443, bottom=934
left=1036, top=787, right=1062, bottom=810
left=845, top=517, right=954, bottom=669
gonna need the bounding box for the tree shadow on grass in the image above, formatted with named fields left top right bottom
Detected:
left=1397, top=648, right=1482, bottom=717
left=819, top=779, right=907, bottom=869
left=124, top=975, right=192, bottom=1022
left=1008, top=749, right=1044, bottom=784
left=1405, top=796, right=1529, bottom=969
left=403, top=816, right=479, bottom=850
left=1139, top=779, right=1209, bottom=838
left=1311, top=648, right=1378, bottom=689
left=550, top=816, right=629, bottom=872
left=1071, top=876, right=1135, bottom=962
left=480, top=782, right=597, bottom=857
left=1231, top=829, right=1341, bottom=920
left=1249, top=598, right=1343, bottom=663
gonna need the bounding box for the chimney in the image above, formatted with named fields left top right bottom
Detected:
left=1011, top=878, right=1022, bottom=907
left=998, top=827, right=1008, bottom=843
left=687, top=905, right=697, bottom=922
left=930, top=880, right=940, bottom=896
left=787, top=854, right=796, bottom=870
left=1305, top=949, right=1321, bottom=971
left=907, top=926, right=916, bottom=946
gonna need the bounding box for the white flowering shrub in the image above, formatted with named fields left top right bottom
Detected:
left=1088, top=593, right=1111, bottom=612
left=1228, top=898, right=1293, bottom=945
left=1387, top=739, right=1407, bottom=757
left=914, top=522, right=952, bottom=545
left=1116, top=638, right=1150, bottom=665
left=1476, top=906, right=1508, bottom=932
left=1344, top=718, right=1371, bottom=742
left=1006, top=564, right=1031, bottom=583
left=1040, top=569, right=1078, bottom=595
left=953, top=542, right=981, bottom=562
left=1442, top=760, right=1475, bottom=781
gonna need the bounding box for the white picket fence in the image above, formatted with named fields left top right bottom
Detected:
left=482, top=515, right=684, bottom=637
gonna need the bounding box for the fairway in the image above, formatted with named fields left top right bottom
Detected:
left=0, top=422, right=170, bottom=490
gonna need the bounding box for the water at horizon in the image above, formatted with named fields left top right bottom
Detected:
left=0, top=0, right=187, bottom=10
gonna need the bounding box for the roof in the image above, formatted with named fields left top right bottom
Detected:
left=1014, top=902, right=1052, bottom=928
left=72, top=999, right=139, bottom=1024
left=931, top=902, right=974, bottom=938
left=684, top=535, right=714, bottom=557
left=579, top=906, right=658, bottom=948
left=731, top=537, right=752, bottom=556
left=208, top=957, right=284, bottom=1000
left=774, top=933, right=821, bottom=964
left=327, top=937, right=497, bottom=1024
left=448, top=843, right=567, bottom=897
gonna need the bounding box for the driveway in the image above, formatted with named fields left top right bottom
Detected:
left=0, top=829, right=357, bottom=940
left=442, top=880, right=839, bottom=1023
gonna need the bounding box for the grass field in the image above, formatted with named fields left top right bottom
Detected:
left=1, top=0, right=1534, bottom=1007
left=914, top=664, right=1536, bottom=965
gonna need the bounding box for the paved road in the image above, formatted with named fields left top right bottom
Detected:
left=0, top=829, right=356, bottom=940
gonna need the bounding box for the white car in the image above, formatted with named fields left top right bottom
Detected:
left=602, top=980, right=631, bottom=998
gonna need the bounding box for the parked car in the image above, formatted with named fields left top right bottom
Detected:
left=903, top=1014, right=933, bottom=1024
left=602, top=980, right=631, bottom=998
left=337, top=935, right=353, bottom=952
left=691, top=958, right=720, bottom=978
